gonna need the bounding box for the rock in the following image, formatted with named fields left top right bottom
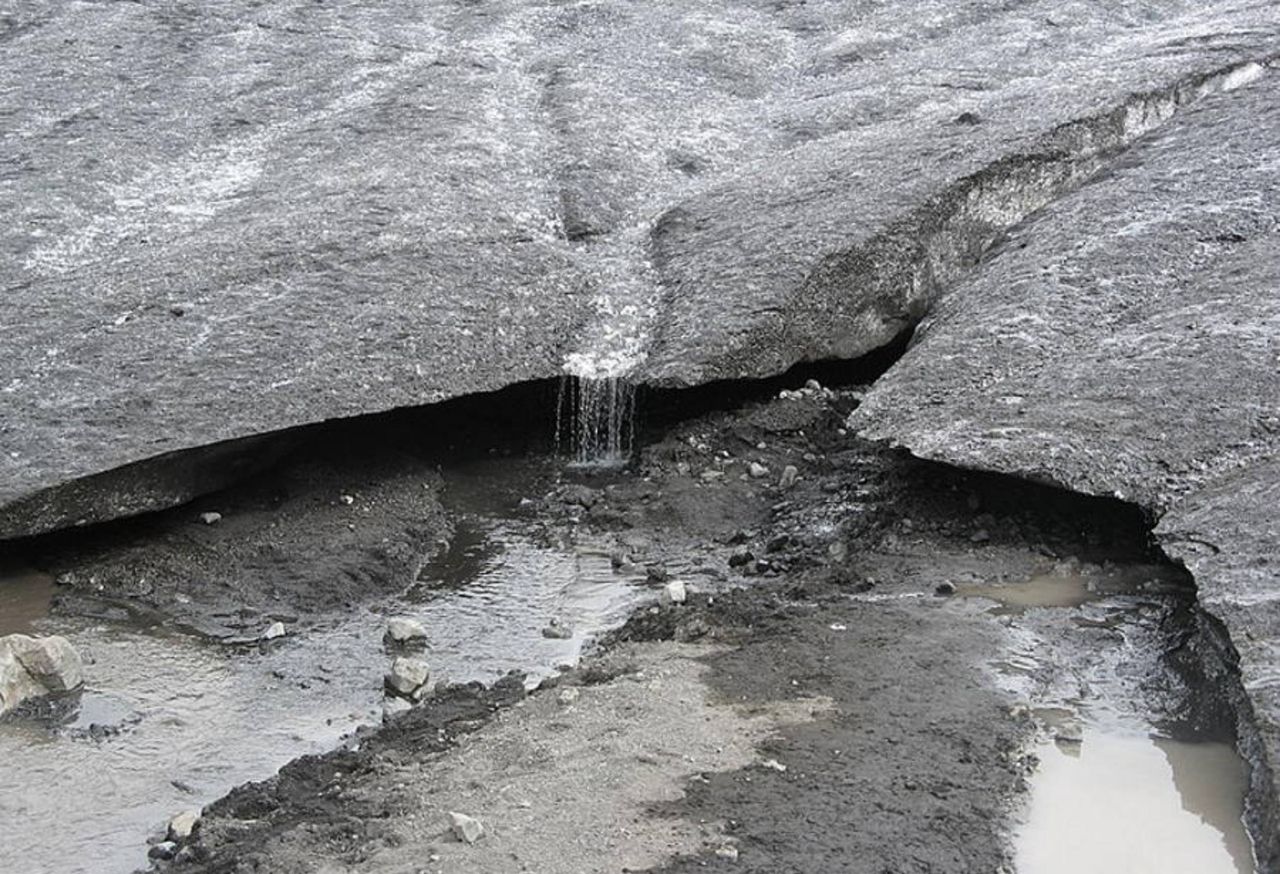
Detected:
left=385, top=657, right=431, bottom=699
left=148, top=842, right=177, bottom=862
left=382, top=696, right=413, bottom=721
left=199, top=512, right=222, bottom=525
left=969, top=530, right=991, bottom=545
left=448, top=811, right=484, bottom=844
left=541, top=620, right=573, bottom=640
left=748, top=462, right=770, bottom=479
left=715, top=845, right=740, bottom=861
left=262, top=621, right=286, bottom=641
left=609, top=548, right=632, bottom=569
left=759, top=758, right=787, bottom=772
left=167, top=811, right=199, bottom=842
left=338, top=494, right=355, bottom=505
left=386, top=617, right=427, bottom=645
left=557, top=485, right=601, bottom=509
left=557, top=687, right=580, bottom=706
left=935, top=581, right=957, bottom=597
left=645, top=564, right=670, bottom=583
left=779, top=465, right=799, bottom=489
left=728, top=549, right=754, bottom=568
left=662, top=580, right=687, bottom=605
left=0, top=634, right=84, bottom=715
left=700, top=469, right=725, bottom=482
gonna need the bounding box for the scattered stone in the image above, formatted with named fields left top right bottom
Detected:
left=148, top=842, right=178, bottom=861
left=935, top=581, right=957, bottom=596
left=199, top=512, right=222, bottom=525
left=748, top=462, right=770, bottom=479
left=382, top=696, right=413, bottom=720
left=339, top=494, right=355, bottom=505
left=167, top=811, right=199, bottom=842
left=715, top=845, right=740, bottom=861
left=970, top=529, right=991, bottom=544
left=760, top=758, right=787, bottom=772
left=557, top=687, right=581, bottom=706
left=385, top=657, right=431, bottom=699
left=829, top=623, right=848, bottom=631
left=1, top=634, right=84, bottom=714
left=756, top=441, right=767, bottom=450
left=262, top=621, right=286, bottom=640
left=662, top=580, right=688, bottom=605
left=386, top=617, right=428, bottom=645
left=728, top=549, right=755, bottom=568
left=448, top=811, right=484, bottom=844
left=779, top=465, right=799, bottom=489
left=541, top=620, right=573, bottom=640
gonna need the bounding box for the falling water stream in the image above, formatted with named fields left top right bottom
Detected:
left=556, top=375, right=637, bottom=467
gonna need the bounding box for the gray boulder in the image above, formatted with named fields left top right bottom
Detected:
left=0, top=634, right=84, bottom=715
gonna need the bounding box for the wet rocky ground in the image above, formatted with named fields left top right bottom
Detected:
left=3, top=380, right=1258, bottom=873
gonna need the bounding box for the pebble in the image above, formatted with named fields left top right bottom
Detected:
left=970, top=529, right=991, bottom=544
left=386, top=657, right=431, bottom=698
left=701, top=469, right=725, bottom=482
left=199, top=512, right=222, bottom=525
left=748, top=462, right=769, bottom=479
left=760, top=758, right=787, bottom=772
left=645, top=564, right=670, bottom=583
left=935, top=581, right=957, bottom=596
left=662, top=580, right=687, bottom=605
left=448, top=811, right=485, bottom=844
left=339, top=494, right=355, bottom=505
left=541, top=620, right=573, bottom=640
left=715, top=845, right=740, bottom=861
left=386, top=617, right=428, bottom=644
left=148, top=842, right=177, bottom=861
left=167, top=811, right=199, bottom=842
left=262, top=621, right=286, bottom=640
left=382, top=697, right=413, bottom=720
left=779, top=465, right=798, bottom=489
left=557, top=687, right=581, bottom=706
left=728, top=549, right=754, bottom=568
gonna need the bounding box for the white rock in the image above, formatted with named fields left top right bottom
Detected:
left=382, top=697, right=412, bottom=720
left=760, top=758, right=787, bottom=772
left=262, top=621, right=286, bottom=640
left=167, top=811, right=199, bottom=842
left=663, top=580, right=688, bottom=605
left=557, top=687, right=581, bottom=706
left=748, top=462, right=769, bottom=479
left=199, top=512, right=222, bottom=525
left=386, top=657, right=430, bottom=698
left=0, top=634, right=84, bottom=714
left=338, top=494, right=355, bottom=505
left=386, top=617, right=427, bottom=644
left=804, top=379, right=822, bottom=391
left=779, top=465, right=799, bottom=488
left=448, top=811, right=484, bottom=844
left=541, top=620, right=573, bottom=640
left=716, top=845, right=740, bottom=861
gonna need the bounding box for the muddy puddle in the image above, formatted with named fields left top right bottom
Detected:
left=955, top=564, right=1255, bottom=873
left=0, top=457, right=647, bottom=874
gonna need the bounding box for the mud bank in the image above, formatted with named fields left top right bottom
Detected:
left=121, top=386, right=1261, bottom=873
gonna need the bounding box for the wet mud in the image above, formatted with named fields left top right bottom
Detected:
left=8, top=380, right=1238, bottom=873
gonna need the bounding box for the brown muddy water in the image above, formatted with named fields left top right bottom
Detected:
left=0, top=458, right=649, bottom=874
left=958, top=566, right=1256, bottom=874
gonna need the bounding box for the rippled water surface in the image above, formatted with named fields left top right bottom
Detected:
left=0, top=458, right=644, bottom=874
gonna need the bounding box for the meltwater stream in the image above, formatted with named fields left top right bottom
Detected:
left=556, top=375, right=637, bottom=467
left=0, top=456, right=646, bottom=874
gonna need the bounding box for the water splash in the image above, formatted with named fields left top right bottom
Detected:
left=556, top=375, right=636, bottom=467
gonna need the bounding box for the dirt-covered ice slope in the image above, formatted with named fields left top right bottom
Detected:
left=852, top=70, right=1280, bottom=867
left=3, top=1, right=1278, bottom=537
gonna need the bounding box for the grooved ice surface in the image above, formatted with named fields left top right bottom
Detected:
left=2, top=1, right=1279, bottom=535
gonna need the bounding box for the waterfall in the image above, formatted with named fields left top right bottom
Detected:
left=556, top=375, right=636, bottom=467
